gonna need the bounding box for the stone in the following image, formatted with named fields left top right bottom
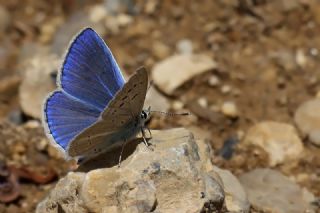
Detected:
left=152, top=41, right=171, bottom=60
left=152, top=54, right=217, bottom=95
left=19, top=53, right=59, bottom=119
left=197, top=97, right=208, bottom=108
left=208, top=75, right=220, bottom=87
left=243, top=121, right=304, bottom=166
left=213, top=167, right=250, bottom=212
left=294, top=98, right=320, bottom=146
left=37, top=128, right=231, bottom=213
left=221, top=101, right=238, bottom=118
left=144, top=86, right=170, bottom=112
left=176, top=39, right=193, bottom=55
left=0, top=6, right=10, bottom=36
left=89, top=4, right=108, bottom=23
left=221, top=85, right=231, bottom=94
left=239, top=169, right=316, bottom=213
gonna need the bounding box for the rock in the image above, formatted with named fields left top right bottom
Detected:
left=144, top=0, right=158, bottom=14
left=294, top=98, right=320, bottom=146
left=51, top=11, right=91, bottom=55
left=176, top=39, right=193, bottom=55
left=221, top=101, right=238, bottom=118
left=239, top=169, right=316, bottom=213
left=152, top=54, right=217, bottom=95
left=243, top=121, right=304, bottom=166
left=19, top=53, right=59, bottom=119
left=221, top=85, right=231, bottom=94
left=144, top=86, right=170, bottom=112
left=0, top=6, right=10, bottom=36
left=37, top=128, right=231, bottom=213
left=213, top=167, right=250, bottom=212
left=197, top=97, right=208, bottom=108
left=152, top=41, right=171, bottom=60
left=89, top=4, right=108, bottom=23
left=208, top=75, right=220, bottom=87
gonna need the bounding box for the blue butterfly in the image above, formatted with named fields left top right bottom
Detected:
left=43, top=28, right=150, bottom=160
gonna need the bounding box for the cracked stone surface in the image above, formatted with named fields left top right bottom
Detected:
left=36, top=128, right=249, bottom=213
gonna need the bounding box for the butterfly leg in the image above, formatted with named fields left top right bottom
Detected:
left=118, top=139, right=128, bottom=168
left=141, top=128, right=149, bottom=146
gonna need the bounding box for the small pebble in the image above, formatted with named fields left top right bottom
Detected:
left=89, top=5, right=108, bottom=23
left=197, top=97, right=208, bottom=108
left=176, top=39, right=193, bottom=55
left=208, top=75, right=220, bottom=87
left=221, top=85, right=231, bottom=94
left=172, top=101, right=184, bottom=110
left=221, top=101, right=238, bottom=118
left=117, top=14, right=133, bottom=27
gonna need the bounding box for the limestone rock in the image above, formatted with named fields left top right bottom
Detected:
left=152, top=54, right=217, bottom=95
left=243, top=121, right=304, bottom=166
left=239, top=168, right=316, bottom=213
left=37, top=128, right=241, bottom=213
left=19, top=53, right=59, bottom=119
left=294, top=98, right=320, bottom=146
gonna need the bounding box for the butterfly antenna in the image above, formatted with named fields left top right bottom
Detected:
left=147, top=80, right=154, bottom=92
left=150, top=111, right=190, bottom=116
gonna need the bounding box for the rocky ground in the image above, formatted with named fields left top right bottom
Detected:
left=0, top=0, right=319, bottom=212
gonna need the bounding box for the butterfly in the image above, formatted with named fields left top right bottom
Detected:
left=43, top=28, right=151, bottom=160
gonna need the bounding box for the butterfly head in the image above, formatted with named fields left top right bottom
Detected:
left=140, top=106, right=151, bottom=123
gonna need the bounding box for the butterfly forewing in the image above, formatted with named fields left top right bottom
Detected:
left=67, top=68, right=148, bottom=157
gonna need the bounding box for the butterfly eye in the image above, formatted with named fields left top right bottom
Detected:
left=141, top=111, right=147, bottom=119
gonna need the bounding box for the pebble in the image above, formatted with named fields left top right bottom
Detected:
left=208, top=75, right=220, bottom=87
left=197, top=97, right=208, bottom=108
left=221, top=85, right=231, bottom=94
left=294, top=98, right=320, bottom=146
left=221, top=101, right=238, bottom=118
left=152, top=41, right=171, bottom=59
left=19, top=53, right=59, bottom=119
left=144, top=0, right=158, bottom=14
left=176, top=39, right=193, bottom=55
left=0, top=6, right=10, bottom=35
left=117, top=13, right=133, bottom=27
left=243, top=121, right=304, bottom=166
left=152, top=54, right=217, bottom=95
left=89, top=4, right=108, bottom=23
left=172, top=100, right=184, bottom=110
left=295, top=49, right=307, bottom=67
left=240, top=169, right=316, bottom=213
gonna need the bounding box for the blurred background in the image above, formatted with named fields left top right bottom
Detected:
left=0, top=0, right=319, bottom=212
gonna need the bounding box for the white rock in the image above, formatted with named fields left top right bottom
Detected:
left=243, top=121, right=304, bottom=166
left=152, top=54, right=217, bottom=95
left=0, top=6, right=10, bottom=35
left=36, top=128, right=231, bottom=213
left=240, top=169, right=316, bottom=213
left=221, top=85, right=231, bottom=94
left=221, top=101, right=238, bottom=118
left=89, top=4, right=108, bottom=23
left=176, top=39, right=193, bottom=55
left=197, top=97, right=208, bottom=108
left=213, top=166, right=250, bottom=212
left=171, top=100, right=184, bottom=110
left=208, top=75, right=220, bottom=87
left=294, top=98, right=320, bottom=146
left=144, top=86, right=169, bottom=112
left=19, top=53, right=59, bottom=119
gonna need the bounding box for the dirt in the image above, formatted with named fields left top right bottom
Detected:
left=0, top=0, right=319, bottom=212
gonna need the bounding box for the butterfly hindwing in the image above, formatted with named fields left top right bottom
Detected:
left=43, top=91, right=100, bottom=152
left=67, top=68, right=148, bottom=157
left=59, top=28, right=125, bottom=111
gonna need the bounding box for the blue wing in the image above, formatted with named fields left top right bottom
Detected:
left=43, top=28, right=125, bottom=152
left=44, top=91, right=101, bottom=150
left=59, top=28, right=125, bottom=111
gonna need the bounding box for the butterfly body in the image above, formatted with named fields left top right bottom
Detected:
left=43, top=28, right=149, bottom=160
